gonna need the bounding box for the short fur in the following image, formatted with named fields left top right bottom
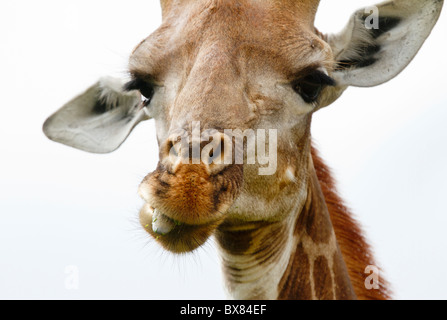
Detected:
left=43, top=0, right=443, bottom=301
left=311, top=144, right=391, bottom=300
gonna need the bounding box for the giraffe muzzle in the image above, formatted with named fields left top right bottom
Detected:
left=138, top=158, right=244, bottom=253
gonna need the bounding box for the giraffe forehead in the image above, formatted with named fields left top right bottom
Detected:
left=130, top=2, right=331, bottom=82
left=160, top=0, right=320, bottom=24
left=170, top=1, right=321, bottom=49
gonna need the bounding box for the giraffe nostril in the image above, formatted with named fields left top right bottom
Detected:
left=163, top=129, right=230, bottom=170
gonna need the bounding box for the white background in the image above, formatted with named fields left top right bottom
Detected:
left=1, top=0, right=446, bottom=299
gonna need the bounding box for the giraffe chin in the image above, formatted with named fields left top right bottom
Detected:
left=139, top=204, right=225, bottom=254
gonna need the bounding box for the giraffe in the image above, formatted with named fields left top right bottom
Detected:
left=43, top=0, right=444, bottom=300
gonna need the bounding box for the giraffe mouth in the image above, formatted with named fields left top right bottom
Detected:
left=139, top=204, right=224, bottom=253
left=143, top=205, right=208, bottom=236
left=138, top=162, right=244, bottom=253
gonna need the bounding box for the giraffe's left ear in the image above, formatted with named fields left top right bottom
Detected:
left=327, top=0, right=443, bottom=88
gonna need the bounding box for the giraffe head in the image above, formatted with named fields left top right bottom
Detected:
left=44, top=0, right=443, bottom=254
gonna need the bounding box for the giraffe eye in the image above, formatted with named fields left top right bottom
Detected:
left=139, top=87, right=154, bottom=107
left=292, top=71, right=335, bottom=104
left=124, top=78, right=154, bottom=106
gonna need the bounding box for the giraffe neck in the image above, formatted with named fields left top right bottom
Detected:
left=215, top=161, right=357, bottom=300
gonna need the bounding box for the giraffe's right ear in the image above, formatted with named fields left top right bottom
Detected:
left=43, top=77, right=151, bottom=154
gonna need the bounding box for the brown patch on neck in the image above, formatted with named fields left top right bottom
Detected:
left=216, top=220, right=289, bottom=269
left=278, top=242, right=313, bottom=300
left=278, top=163, right=356, bottom=300
left=216, top=221, right=286, bottom=256
left=311, top=144, right=391, bottom=300
left=297, top=167, right=333, bottom=244
left=216, top=220, right=292, bottom=299
left=313, top=256, right=334, bottom=300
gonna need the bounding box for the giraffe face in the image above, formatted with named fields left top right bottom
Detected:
left=43, top=0, right=444, bottom=257
left=132, top=0, right=336, bottom=253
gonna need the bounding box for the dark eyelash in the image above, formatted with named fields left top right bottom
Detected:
left=292, top=71, right=336, bottom=104
left=305, top=71, right=336, bottom=87
left=123, top=78, right=145, bottom=92
left=123, top=78, right=154, bottom=106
